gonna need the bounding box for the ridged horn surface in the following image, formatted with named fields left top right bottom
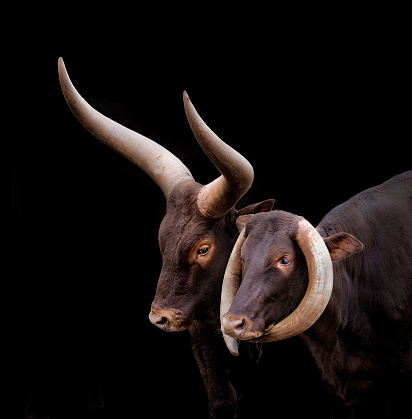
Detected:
left=220, top=228, right=247, bottom=355
left=58, top=58, right=193, bottom=198
left=183, top=92, right=254, bottom=218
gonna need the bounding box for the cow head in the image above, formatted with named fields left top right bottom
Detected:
left=58, top=58, right=274, bottom=333
left=220, top=211, right=363, bottom=355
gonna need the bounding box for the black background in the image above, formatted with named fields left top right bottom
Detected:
left=9, top=8, right=410, bottom=419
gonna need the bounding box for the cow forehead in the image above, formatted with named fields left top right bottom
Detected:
left=166, top=180, right=202, bottom=217
left=245, top=210, right=300, bottom=236
left=242, top=227, right=294, bottom=262
left=160, top=182, right=202, bottom=232
left=160, top=208, right=213, bottom=248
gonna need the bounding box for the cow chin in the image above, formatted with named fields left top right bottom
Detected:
left=148, top=304, right=193, bottom=332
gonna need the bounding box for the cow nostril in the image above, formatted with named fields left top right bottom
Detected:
left=234, top=318, right=245, bottom=332
left=149, top=310, right=169, bottom=330
left=156, top=317, right=168, bottom=326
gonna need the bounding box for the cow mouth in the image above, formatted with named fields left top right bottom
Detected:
left=222, top=314, right=290, bottom=344
left=148, top=305, right=193, bottom=332
left=221, top=314, right=265, bottom=341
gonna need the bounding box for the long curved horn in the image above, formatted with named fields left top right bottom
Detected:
left=183, top=92, right=254, bottom=218
left=58, top=58, right=194, bottom=198
left=220, top=228, right=247, bottom=356
left=257, top=219, right=333, bottom=342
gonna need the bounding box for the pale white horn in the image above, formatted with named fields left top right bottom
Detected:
left=183, top=92, right=254, bottom=218
left=220, top=228, right=247, bottom=355
left=59, top=58, right=194, bottom=199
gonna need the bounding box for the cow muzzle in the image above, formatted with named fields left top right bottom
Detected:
left=148, top=304, right=191, bottom=332
left=221, top=313, right=264, bottom=340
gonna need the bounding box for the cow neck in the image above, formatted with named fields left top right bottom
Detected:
left=298, top=266, right=354, bottom=402
left=299, top=225, right=374, bottom=404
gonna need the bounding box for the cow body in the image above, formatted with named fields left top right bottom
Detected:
left=222, top=171, right=412, bottom=417
left=306, top=170, right=412, bottom=407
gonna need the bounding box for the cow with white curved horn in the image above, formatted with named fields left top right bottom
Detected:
left=221, top=171, right=412, bottom=417
left=58, top=58, right=274, bottom=418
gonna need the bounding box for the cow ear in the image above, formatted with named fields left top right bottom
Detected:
left=323, top=232, right=364, bottom=261
left=237, top=199, right=275, bottom=216
left=236, top=215, right=253, bottom=232
left=229, top=200, right=274, bottom=233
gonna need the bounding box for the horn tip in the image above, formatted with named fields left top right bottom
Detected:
left=58, top=57, right=66, bottom=75
left=183, top=90, right=190, bottom=101
left=223, top=334, right=239, bottom=356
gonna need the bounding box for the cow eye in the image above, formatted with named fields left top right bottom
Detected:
left=198, top=246, right=209, bottom=256
left=281, top=257, right=291, bottom=265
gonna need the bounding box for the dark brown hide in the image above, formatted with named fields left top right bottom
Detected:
left=222, top=171, right=412, bottom=414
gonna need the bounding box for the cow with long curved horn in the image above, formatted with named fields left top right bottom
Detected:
left=220, top=172, right=412, bottom=416
left=58, top=58, right=275, bottom=418
left=221, top=216, right=335, bottom=354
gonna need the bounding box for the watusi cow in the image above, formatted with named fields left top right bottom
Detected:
left=58, top=58, right=275, bottom=418
left=221, top=171, right=412, bottom=418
